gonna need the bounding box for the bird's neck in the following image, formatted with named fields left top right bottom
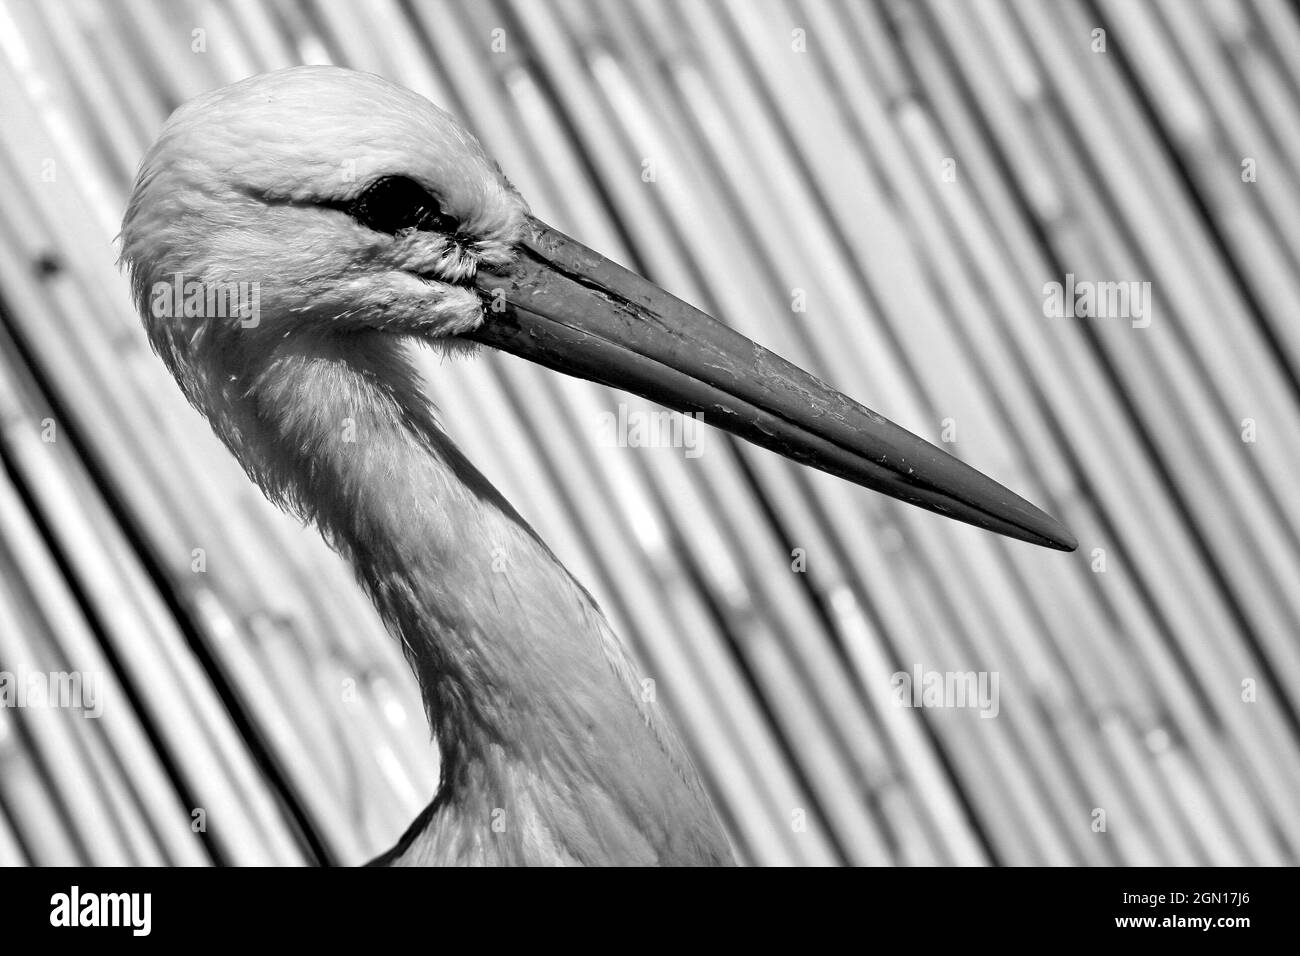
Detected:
left=245, top=336, right=557, bottom=752
left=232, top=335, right=729, bottom=865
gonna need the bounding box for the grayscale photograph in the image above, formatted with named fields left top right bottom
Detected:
left=0, top=0, right=1289, bottom=937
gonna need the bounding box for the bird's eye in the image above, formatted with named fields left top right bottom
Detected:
left=347, top=175, right=459, bottom=236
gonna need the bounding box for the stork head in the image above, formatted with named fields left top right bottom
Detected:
left=121, top=65, right=1075, bottom=551
left=120, top=66, right=524, bottom=359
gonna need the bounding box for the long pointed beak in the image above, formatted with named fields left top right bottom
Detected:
left=467, top=218, right=1076, bottom=552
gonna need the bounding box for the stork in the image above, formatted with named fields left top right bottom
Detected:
left=119, top=66, right=1074, bottom=866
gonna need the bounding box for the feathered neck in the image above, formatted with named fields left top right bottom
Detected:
left=213, top=332, right=732, bottom=866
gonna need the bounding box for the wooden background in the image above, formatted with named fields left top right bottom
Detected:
left=1, top=0, right=1298, bottom=865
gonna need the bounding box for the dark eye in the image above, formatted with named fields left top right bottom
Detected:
left=346, top=175, right=459, bottom=236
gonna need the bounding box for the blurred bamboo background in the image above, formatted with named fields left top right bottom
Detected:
left=0, top=0, right=1298, bottom=866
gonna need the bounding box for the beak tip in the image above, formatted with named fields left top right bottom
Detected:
left=1050, top=530, right=1079, bottom=552
left=1036, top=517, right=1078, bottom=552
